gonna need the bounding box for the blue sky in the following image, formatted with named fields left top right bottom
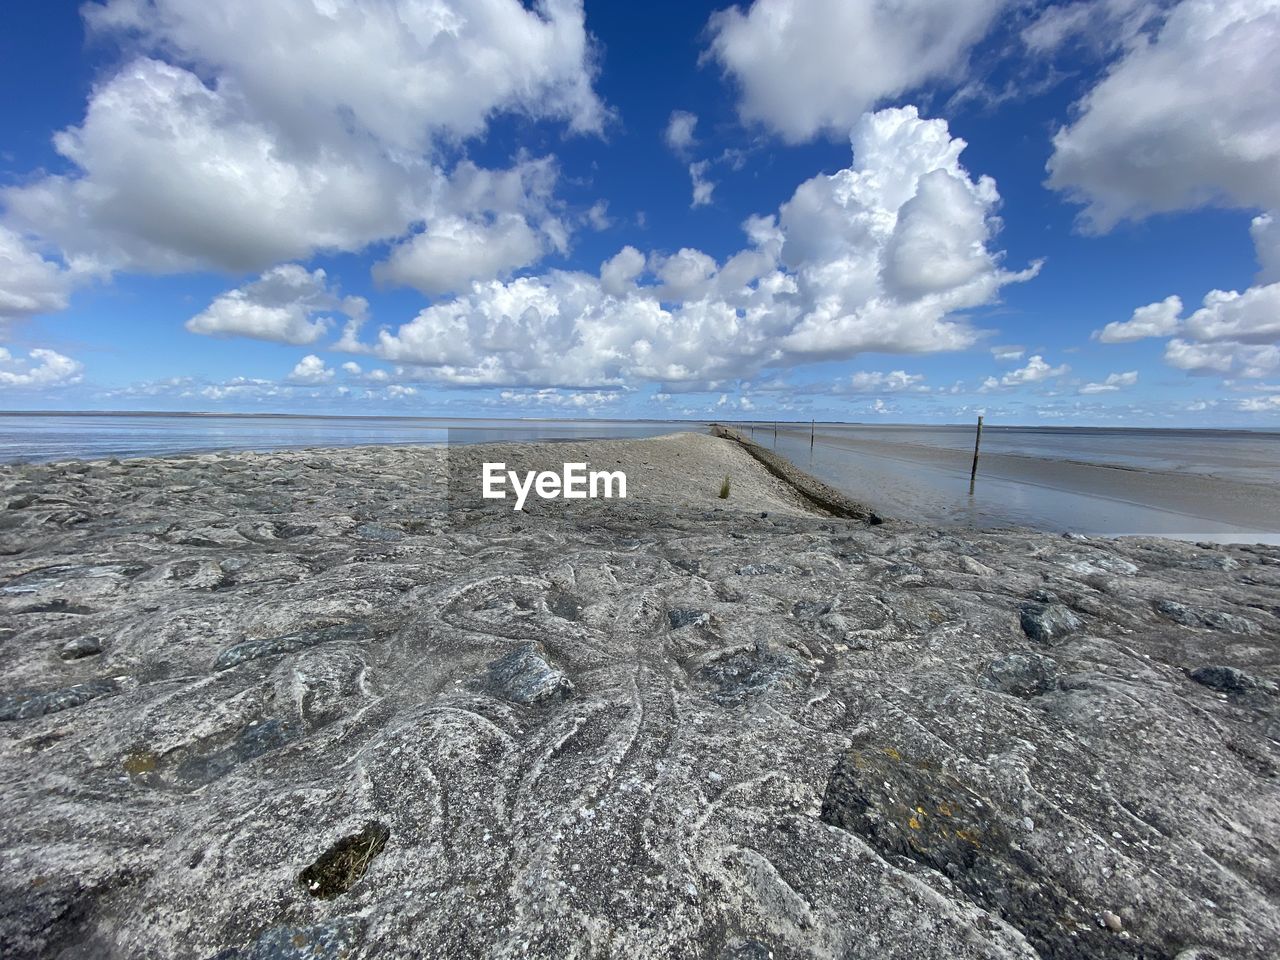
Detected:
left=1, top=0, right=1278, bottom=425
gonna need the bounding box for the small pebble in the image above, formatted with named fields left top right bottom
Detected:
left=1102, top=910, right=1123, bottom=932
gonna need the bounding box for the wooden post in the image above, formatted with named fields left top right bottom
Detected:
left=968, top=415, right=984, bottom=495
left=810, top=419, right=815, bottom=449
left=773, top=421, right=778, bottom=447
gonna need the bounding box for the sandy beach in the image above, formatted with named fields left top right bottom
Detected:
left=1, top=432, right=1278, bottom=959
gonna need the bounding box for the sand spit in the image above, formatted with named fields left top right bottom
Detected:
left=0, top=433, right=1278, bottom=959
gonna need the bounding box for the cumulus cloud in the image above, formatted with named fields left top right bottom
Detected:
left=705, top=0, right=1012, bottom=142
left=3, top=1, right=602, bottom=278
left=1096, top=295, right=1183, bottom=342
left=842, top=370, right=927, bottom=393
left=982, top=354, right=1070, bottom=390
left=1061, top=4, right=1280, bottom=386
left=288, top=354, right=334, bottom=383
left=1105, top=285, right=1280, bottom=378
left=1164, top=338, right=1280, bottom=378
left=341, top=107, right=1034, bottom=387
left=1079, top=370, right=1139, bottom=393
left=0, top=227, right=74, bottom=322
left=665, top=111, right=698, bottom=154
left=0, top=347, right=84, bottom=388
left=1047, top=0, right=1280, bottom=230
left=373, top=156, right=568, bottom=296
left=186, top=264, right=367, bottom=345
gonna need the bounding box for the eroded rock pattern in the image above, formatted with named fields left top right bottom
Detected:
left=0, top=437, right=1278, bottom=959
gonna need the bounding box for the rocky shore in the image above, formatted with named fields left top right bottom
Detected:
left=1, top=432, right=1278, bottom=959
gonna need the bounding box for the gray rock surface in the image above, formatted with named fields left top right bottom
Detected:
left=1, top=435, right=1278, bottom=959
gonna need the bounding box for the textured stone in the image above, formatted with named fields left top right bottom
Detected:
left=1020, top=602, right=1083, bottom=643
left=0, top=436, right=1276, bottom=959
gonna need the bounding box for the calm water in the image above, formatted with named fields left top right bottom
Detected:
left=739, top=422, right=1280, bottom=544
left=3, top=414, right=1278, bottom=543
left=0, top=413, right=703, bottom=462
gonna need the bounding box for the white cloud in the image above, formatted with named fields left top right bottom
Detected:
left=599, top=246, right=646, bottom=297
left=375, top=215, right=545, bottom=297
left=345, top=107, right=1033, bottom=387
left=372, top=156, right=568, bottom=296
left=4, top=2, right=601, bottom=277
left=689, top=161, right=716, bottom=208
left=1022, top=0, right=1166, bottom=55
left=705, top=0, right=1012, bottom=142
left=0, top=227, right=74, bottom=321
left=665, top=111, right=698, bottom=153
left=1182, top=284, right=1280, bottom=343
left=186, top=264, right=367, bottom=345
left=983, top=354, right=1070, bottom=390
left=1061, top=4, right=1280, bottom=386
left=341, top=362, right=362, bottom=375
left=1079, top=370, right=1139, bottom=393
left=1104, top=284, right=1280, bottom=379
left=842, top=370, right=927, bottom=393
left=1096, top=294, right=1183, bottom=342
left=586, top=201, right=612, bottom=231
left=288, top=354, right=334, bottom=384
left=991, top=344, right=1025, bottom=361
left=1047, top=0, right=1280, bottom=230
left=496, top=388, right=619, bottom=409
left=1164, top=338, right=1280, bottom=378
left=84, top=0, right=604, bottom=144
left=0, top=347, right=84, bottom=388
left=1239, top=394, right=1280, bottom=411
left=1252, top=213, right=1280, bottom=282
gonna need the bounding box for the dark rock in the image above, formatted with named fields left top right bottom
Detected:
left=484, top=646, right=573, bottom=705
left=214, top=623, right=366, bottom=670
left=0, top=679, right=118, bottom=721
left=791, top=599, right=833, bottom=620
left=1020, top=602, right=1082, bottom=643
left=820, top=746, right=1157, bottom=960
left=173, top=718, right=298, bottom=786
left=1189, top=665, right=1277, bottom=696
left=698, top=647, right=803, bottom=705
left=58, top=636, right=103, bottom=660
left=984, top=652, right=1058, bottom=698
left=1155, top=600, right=1259, bottom=635
left=668, top=608, right=709, bottom=629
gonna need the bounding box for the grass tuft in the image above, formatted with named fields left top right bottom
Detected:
left=718, top=475, right=731, bottom=499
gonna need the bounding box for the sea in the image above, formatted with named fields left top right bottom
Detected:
left=2, top=413, right=1277, bottom=544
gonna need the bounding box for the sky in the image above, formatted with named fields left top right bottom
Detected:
left=1, top=0, right=1279, bottom=426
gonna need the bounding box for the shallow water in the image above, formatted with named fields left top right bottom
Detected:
left=0, top=413, right=702, bottom=462
left=3, top=413, right=1278, bottom=543
left=741, top=422, right=1280, bottom=544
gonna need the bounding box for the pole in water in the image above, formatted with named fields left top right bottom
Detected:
left=810, top=419, right=815, bottom=449
left=773, top=421, right=778, bottom=447
left=969, top=415, right=984, bottom=495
